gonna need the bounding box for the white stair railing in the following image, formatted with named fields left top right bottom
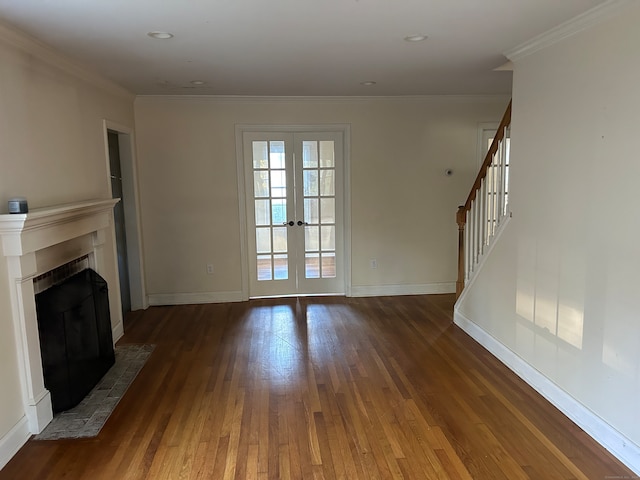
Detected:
left=456, top=100, right=511, bottom=298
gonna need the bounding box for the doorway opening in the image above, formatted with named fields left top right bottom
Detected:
left=103, top=121, right=147, bottom=315
left=107, top=130, right=131, bottom=317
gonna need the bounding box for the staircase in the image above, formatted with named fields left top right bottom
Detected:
left=456, top=100, right=512, bottom=298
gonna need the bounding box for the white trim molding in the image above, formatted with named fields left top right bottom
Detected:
left=0, top=416, right=30, bottom=471
left=505, top=0, right=634, bottom=62
left=137, top=94, right=511, bottom=105
left=350, top=282, right=455, bottom=298
left=454, top=309, right=640, bottom=475
left=112, top=323, right=125, bottom=343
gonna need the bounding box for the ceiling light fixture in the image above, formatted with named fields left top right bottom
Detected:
left=360, top=81, right=377, bottom=86
left=147, top=31, right=174, bottom=39
left=190, top=80, right=206, bottom=85
left=404, top=34, right=428, bottom=42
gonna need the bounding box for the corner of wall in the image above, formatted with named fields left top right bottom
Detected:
left=0, top=20, right=133, bottom=101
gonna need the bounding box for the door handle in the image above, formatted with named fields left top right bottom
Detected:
left=282, top=220, right=295, bottom=226
left=297, top=220, right=308, bottom=226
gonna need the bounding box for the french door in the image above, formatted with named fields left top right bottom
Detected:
left=243, top=130, right=345, bottom=297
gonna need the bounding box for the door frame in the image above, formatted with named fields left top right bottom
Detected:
left=102, top=120, right=148, bottom=312
left=235, top=124, right=352, bottom=299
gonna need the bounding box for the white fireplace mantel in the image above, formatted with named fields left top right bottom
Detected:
left=0, top=198, right=119, bottom=434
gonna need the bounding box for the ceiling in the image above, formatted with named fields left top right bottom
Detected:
left=0, top=0, right=606, bottom=96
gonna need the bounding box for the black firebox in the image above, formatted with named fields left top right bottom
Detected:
left=35, top=268, right=115, bottom=413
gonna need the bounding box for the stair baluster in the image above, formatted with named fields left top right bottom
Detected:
left=456, top=100, right=512, bottom=298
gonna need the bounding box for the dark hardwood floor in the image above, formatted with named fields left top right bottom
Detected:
left=1, top=294, right=634, bottom=479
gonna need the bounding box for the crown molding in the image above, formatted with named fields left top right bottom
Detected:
left=0, top=20, right=134, bottom=101
left=135, top=94, right=512, bottom=104
left=505, top=0, right=634, bottom=62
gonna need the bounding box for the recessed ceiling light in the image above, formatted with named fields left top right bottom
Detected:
left=190, top=80, right=206, bottom=85
left=404, top=34, right=428, bottom=42
left=360, top=81, right=377, bottom=86
left=147, top=31, right=174, bottom=39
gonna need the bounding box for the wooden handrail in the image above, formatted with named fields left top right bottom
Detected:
left=462, top=100, right=512, bottom=213
left=456, top=100, right=512, bottom=298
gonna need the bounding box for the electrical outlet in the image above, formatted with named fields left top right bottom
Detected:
left=206, top=264, right=214, bottom=274
left=370, top=259, right=378, bottom=270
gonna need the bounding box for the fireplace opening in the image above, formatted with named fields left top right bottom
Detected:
left=35, top=268, right=115, bottom=413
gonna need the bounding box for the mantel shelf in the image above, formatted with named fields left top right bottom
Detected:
left=0, top=198, right=119, bottom=257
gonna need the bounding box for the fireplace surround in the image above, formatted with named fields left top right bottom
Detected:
left=0, top=199, right=120, bottom=433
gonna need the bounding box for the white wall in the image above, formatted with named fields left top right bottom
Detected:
left=134, top=95, right=509, bottom=302
left=0, top=24, right=135, bottom=467
left=456, top=2, right=640, bottom=473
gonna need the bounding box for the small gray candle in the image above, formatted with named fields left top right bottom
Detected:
left=8, top=197, right=28, bottom=214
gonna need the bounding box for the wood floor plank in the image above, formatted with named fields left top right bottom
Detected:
left=1, top=295, right=636, bottom=479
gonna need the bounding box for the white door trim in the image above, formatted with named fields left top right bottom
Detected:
left=235, top=124, right=351, bottom=300
left=103, top=120, right=148, bottom=312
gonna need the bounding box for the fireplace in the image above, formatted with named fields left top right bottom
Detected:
left=36, top=268, right=115, bottom=413
left=0, top=199, right=120, bottom=433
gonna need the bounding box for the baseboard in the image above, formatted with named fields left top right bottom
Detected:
left=149, top=286, right=455, bottom=304
left=454, top=308, right=640, bottom=475
left=350, top=282, right=455, bottom=297
left=147, top=291, right=245, bottom=306
left=0, top=416, right=30, bottom=471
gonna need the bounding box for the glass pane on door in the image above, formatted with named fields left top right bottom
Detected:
left=302, top=140, right=336, bottom=279
left=252, top=140, right=290, bottom=282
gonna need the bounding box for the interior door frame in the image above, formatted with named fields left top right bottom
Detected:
left=102, top=120, right=148, bottom=313
left=235, top=124, right=352, bottom=300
